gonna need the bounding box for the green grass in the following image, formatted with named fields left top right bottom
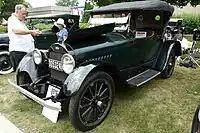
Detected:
left=1, top=66, right=200, bottom=133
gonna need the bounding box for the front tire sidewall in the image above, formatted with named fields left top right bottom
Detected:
left=69, top=71, right=115, bottom=132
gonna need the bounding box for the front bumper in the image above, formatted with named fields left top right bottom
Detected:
left=8, top=79, right=61, bottom=112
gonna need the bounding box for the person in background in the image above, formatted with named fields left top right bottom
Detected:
left=8, top=4, right=40, bottom=71
left=54, top=18, right=68, bottom=43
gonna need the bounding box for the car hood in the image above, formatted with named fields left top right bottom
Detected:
left=0, top=33, right=9, bottom=44
left=0, top=33, right=8, bottom=38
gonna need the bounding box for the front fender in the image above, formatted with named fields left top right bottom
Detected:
left=17, top=52, right=38, bottom=82
left=63, top=64, right=96, bottom=96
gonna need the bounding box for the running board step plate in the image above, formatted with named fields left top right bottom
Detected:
left=127, top=69, right=161, bottom=87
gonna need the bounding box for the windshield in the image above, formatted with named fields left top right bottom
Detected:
left=88, top=13, right=129, bottom=27
left=168, top=22, right=177, bottom=27
left=26, top=19, right=54, bottom=31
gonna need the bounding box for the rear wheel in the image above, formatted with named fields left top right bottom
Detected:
left=69, top=71, right=115, bottom=132
left=160, top=49, right=176, bottom=78
left=0, top=51, right=13, bottom=75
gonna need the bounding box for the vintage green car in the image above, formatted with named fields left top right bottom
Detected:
left=0, top=13, right=80, bottom=74
left=8, top=0, right=182, bottom=132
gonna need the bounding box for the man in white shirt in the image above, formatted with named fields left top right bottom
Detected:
left=8, top=4, right=40, bottom=71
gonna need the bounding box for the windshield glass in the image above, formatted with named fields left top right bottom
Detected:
left=168, top=22, right=177, bottom=27
left=88, top=13, right=129, bottom=27
left=26, top=19, right=54, bottom=31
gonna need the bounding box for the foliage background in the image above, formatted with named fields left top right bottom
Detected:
left=173, top=14, right=200, bottom=34
left=0, top=0, right=31, bottom=20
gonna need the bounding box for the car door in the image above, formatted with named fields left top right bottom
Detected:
left=133, top=31, right=163, bottom=67
left=106, top=33, right=142, bottom=79
left=34, top=31, right=57, bottom=49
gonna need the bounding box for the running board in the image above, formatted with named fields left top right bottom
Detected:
left=127, top=69, right=161, bottom=87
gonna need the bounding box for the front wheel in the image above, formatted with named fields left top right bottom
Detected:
left=0, top=51, right=13, bottom=75
left=191, top=105, right=200, bottom=133
left=69, top=71, right=115, bottom=132
left=160, top=49, right=176, bottom=78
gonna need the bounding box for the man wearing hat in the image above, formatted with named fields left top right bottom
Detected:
left=54, top=18, right=68, bottom=42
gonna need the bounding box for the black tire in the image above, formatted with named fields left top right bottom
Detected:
left=160, top=49, right=176, bottom=78
left=191, top=105, right=200, bottom=133
left=0, top=51, right=13, bottom=75
left=69, top=71, right=115, bottom=132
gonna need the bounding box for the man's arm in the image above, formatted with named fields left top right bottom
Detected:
left=13, top=29, right=33, bottom=35
left=63, top=30, right=68, bottom=41
left=13, top=29, right=40, bottom=36
left=63, top=36, right=68, bottom=41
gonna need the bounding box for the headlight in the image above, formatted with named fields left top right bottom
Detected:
left=61, top=53, right=75, bottom=74
left=33, top=49, right=42, bottom=65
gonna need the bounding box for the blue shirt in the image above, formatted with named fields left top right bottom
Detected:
left=57, top=28, right=68, bottom=42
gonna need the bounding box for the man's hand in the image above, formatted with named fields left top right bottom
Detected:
left=31, top=30, right=40, bottom=36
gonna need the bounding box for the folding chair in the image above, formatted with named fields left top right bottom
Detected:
left=178, top=39, right=200, bottom=68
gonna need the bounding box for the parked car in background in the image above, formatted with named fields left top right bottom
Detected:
left=8, top=0, right=182, bottom=132
left=164, top=18, right=184, bottom=41
left=0, top=13, right=80, bottom=74
left=193, top=28, right=200, bottom=41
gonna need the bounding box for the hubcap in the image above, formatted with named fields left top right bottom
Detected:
left=97, top=101, right=103, bottom=107
left=0, top=54, right=12, bottom=71
left=78, top=79, right=112, bottom=126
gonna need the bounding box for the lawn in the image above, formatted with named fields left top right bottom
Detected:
left=1, top=65, right=200, bottom=133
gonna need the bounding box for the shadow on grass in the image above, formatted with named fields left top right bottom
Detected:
left=114, top=76, right=163, bottom=102
left=58, top=97, right=70, bottom=122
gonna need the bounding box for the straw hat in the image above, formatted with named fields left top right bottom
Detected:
left=54, top=18, right=66, bottom=28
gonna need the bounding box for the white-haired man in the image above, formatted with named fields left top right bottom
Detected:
left=8, top=4, right=40, bottom=71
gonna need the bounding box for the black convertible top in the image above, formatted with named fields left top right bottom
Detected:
left=90, top=0, right=174, bottom=14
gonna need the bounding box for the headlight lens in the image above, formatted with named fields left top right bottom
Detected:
left=33, top=49, right=42, bottom=65
left=61, top=53, right=75, bottom=74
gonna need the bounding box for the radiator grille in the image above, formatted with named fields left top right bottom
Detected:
left=48, top=52, right=68, bottom=82
left=49, top=52, right=63, bottom=60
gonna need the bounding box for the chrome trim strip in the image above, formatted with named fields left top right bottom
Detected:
left=162, top=43, right=175, bottom=70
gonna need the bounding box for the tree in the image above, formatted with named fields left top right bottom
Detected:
left=56, top=0, right=79, bottom=7
left=82, top=1, right=94, bottom=22
left=0, top=0, right=27, bottom=20
left=23, top=1, right=32, bottom=8
left=90, top=0, right=200, bottom=7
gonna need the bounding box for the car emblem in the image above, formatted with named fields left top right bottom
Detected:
left=55, top=47, right=59, bottom=50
